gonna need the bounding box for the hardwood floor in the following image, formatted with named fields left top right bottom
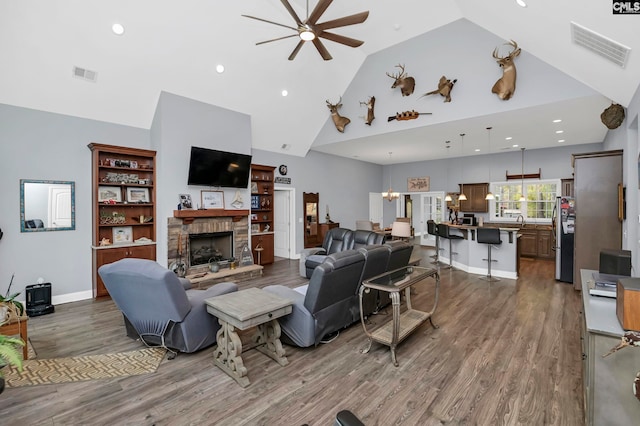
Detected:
left=0, top=247, right=584, bottom=425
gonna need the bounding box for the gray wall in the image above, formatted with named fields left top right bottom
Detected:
left=0, top=103, right=149, bottom=302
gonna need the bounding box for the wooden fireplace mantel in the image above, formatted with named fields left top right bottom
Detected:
left=173, top=209, right=249, bottom=224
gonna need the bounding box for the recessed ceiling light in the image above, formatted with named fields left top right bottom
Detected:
left=112, top=23, right=125, bottom=36
left=553, top=119, right=562, bottom=123
left=505, top=136, right=513, bottom=140
left=216, top=64, right=225, bottom=73
left=558, top=139, right=565, bottom=143
left=475, top=148, right=481, bottom=152
left=281, top=90, right=288, bottom=97
left=512, top=144, right=519, bottom=147
left=516, top=0, right=527, bottom=7
left=556, top=130, right=564, bottom=134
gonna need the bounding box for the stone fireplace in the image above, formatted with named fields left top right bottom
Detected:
left=168, top=211, right=249, bottom=276
left=188, top=231, right=234, bottom=267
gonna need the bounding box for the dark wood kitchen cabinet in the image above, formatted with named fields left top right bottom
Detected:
left=458, top=183, right=488, bottom=213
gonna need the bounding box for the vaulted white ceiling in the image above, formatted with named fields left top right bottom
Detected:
left=1, top=1, right=638, bottom=164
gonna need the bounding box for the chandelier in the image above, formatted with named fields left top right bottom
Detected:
left=382, top=152, right=399, bottom=201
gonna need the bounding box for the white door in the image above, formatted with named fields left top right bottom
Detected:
left=49, top=186, right=72, bottom=227
left=368, top=192, right=383, bottom=225
left=274, top=189, right=294, bottom=259
left=419, top=192, right=445, bottom=246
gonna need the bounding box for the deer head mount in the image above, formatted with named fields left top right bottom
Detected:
left=491, top=40, right=521, bottom=100
left=421, top=76, right=457, bottom=102
left=386, top=64, right=415, bottom=97
left=359, top=96, right=376, bottom=125
left=326, top=97, right=351, bottom=133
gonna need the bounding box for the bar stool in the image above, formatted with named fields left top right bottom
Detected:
left=426, top=220, right=440, bottom=264
left=437, top=223, right=464, bottom=269
left=476, top=228, right=502, bottom=281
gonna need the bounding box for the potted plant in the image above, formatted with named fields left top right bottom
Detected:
left=0, top=333, right=24, bottom=394
left=0, top=274, right=24, bottom=322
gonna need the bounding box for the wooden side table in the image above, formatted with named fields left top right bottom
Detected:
left=360, top=266, right=439, bottom=366
left=205, top=287, right=292, bottom=387
left=0, top=316, right=29, bottom=359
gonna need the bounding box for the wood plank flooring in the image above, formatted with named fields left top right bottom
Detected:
left=0, top=247, right=584, bottom=425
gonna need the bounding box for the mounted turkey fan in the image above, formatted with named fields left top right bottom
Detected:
left=242, top=0, right=369, bottom=61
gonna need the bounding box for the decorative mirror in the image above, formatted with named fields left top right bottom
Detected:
left=20, top=179, right=75, bottom=232
left=303, top=192, right=320, bottom=248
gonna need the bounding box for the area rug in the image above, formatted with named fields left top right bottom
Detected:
left=4, top=347, right=166, bottom=388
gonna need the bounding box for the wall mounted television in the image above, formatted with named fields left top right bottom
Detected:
left=187, top=146, right=252, bottom=188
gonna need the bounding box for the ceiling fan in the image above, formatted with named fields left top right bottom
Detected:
left=242, top=0, right=369, bottom=61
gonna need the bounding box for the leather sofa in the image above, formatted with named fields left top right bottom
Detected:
left=300, top=228, right=385, bottom=278
left=264, top=250, right=366, bottom=347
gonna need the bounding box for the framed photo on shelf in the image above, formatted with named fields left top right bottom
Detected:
left=250, top=213, right=258, bottom=221
left=201, top=190, right=224, bottom=209
left=251, top=224, right=261, bottom=233
left=126, top=187, right=150, bottom=203
left=179, top=194, right=193, bottom=209
left=251, top=182, right=258, bottom=194
left=112, top=226, right=133, bottom=244
left=98, top=186, right=122, bottom=202
left=251, top=195, right=260, bottom=209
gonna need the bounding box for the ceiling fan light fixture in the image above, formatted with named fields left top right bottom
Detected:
left=299, top=29, right=315, bottom=41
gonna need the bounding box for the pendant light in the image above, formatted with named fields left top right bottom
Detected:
left=485, top=127, right=495, bottom=200
left=444, top=141, right=453, bottom=201
left=382, top=152, right=400, bottom=202
left=519, top=147, right=526, bottom=201
left=458, top=133, right=468, bottom=201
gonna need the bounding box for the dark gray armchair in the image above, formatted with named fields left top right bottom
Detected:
left=357, top=244, right=391, bottom=320
left=353, top=230, right=386, bottom=249
left=98, top=258, right=238, bottom=357
left=265, top=250, right=365, bottom=347
left=300, top=227, right=355, bottom=278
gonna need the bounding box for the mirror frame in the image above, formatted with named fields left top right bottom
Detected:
left=303, top=192, right=320, bottom=248
left=20, top=179, right=76, bottom=232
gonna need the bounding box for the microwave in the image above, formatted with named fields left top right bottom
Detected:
left=462, top=217, right=476, bottom=226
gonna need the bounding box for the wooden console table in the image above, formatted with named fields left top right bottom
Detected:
left=0, top=316, right=29, bottom=359
left=205, top=287, right=292, bottom=387
left=360, top=266, right=439, bottom=366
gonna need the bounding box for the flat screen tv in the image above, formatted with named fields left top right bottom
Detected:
left=187, top=146, right=252, bottom=188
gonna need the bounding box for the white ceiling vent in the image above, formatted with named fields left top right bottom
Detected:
left=570, top=21, right=631, bottom=68
left=72, top=66, right=98, bottom=82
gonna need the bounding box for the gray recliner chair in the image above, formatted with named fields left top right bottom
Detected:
left=264, top=250, right=365, bottom=347
left=98, top=258, right=238, bottom=357
left=357, top=244, right=391, bottom=320
left=300, top=227, right=355, bottom=278
left=353, top=230, right=386, bottom=249
left=375, top=240, right=414, bottom=310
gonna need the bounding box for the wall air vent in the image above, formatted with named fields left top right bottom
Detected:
left=72, top=66, right=98, bottom=82
left=570, top=21, right=630, bottom=68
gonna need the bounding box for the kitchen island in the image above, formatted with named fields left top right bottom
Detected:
left=437, top=223, right=519, bottom=279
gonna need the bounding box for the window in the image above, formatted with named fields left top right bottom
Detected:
left=489, top=179, right=560, bottom=223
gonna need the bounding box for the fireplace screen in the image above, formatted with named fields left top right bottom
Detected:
left=188, top=231, right=234, bottom=267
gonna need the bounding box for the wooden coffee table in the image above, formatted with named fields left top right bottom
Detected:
left=205, top=287, right=292, bottom=387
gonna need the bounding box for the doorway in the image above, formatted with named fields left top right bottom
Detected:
left=274, top=188, right=296, bottom=259
left=418, top=192, right=445, bottom=246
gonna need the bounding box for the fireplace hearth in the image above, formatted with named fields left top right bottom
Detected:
left=188, top=231, right=233, bottom=267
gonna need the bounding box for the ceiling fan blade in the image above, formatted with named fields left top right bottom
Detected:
left=315, top=11, right=369, bottom=31
left=312, top=38, right=333, bottom=60
left=288, top=40, right=306, bottom=61
left=241, top=14, right=298, bottom=31
left=256, top=34, right=299, bottom=46
left=280, top=0, right=303, bottom=26
left=318, top=31, right=364, bottom=48
left=307, top=0, right=333, bottom=25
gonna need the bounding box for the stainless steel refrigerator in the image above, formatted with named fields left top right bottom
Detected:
left=554, top=196, right=575, bottom=282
